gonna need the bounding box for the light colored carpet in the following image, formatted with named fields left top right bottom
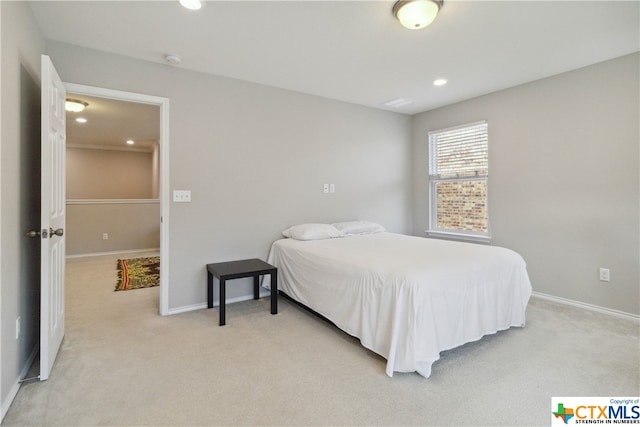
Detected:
left=3, top=252, right=639, bottom=426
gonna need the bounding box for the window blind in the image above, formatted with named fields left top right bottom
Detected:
left=429, top=122, right=488, bottom=179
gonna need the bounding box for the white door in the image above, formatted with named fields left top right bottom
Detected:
left=40, top=55, right=66, bottom=381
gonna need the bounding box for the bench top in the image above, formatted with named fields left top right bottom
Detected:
left=206, top=258, right=276, bottom=279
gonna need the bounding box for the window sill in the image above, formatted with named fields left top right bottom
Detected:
left=425, top=230, right=492, bottom=244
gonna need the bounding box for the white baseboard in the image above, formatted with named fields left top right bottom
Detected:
left=166, top=291, right=271, bottom=316
left=1, top=344, right=38, bottom=422
left=1, top=379, right=20, bottom=422
left=167, top=302, right=208, bottom=315
left=531, top=291, right=639, bottom=321
left=66, top=248, right=160, bottom=259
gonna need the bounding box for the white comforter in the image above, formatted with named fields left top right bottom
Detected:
left=266, top=232, right=532, bottom=377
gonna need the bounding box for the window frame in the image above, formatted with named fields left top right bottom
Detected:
left=427, top=121, right=491, bottom=243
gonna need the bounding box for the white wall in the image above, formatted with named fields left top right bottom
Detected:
left=0, top=1, right=44, bottom=418
left=412, top=53, right=640, bottom=315
left=46, top=41, right=413, bottom=310
left=66, top=201, right=160, bottom=256
left=65, top=146, right=160, bottom=256
left=66, top=147, right=155, bottom=199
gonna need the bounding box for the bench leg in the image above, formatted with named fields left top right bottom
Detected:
left=270, top=270, right=278, bottom=315
left=207, top=271, right=214, bottom=309
left=253, top=275, right=260, bottom=300
left=219, top=278, right=226, bottom=326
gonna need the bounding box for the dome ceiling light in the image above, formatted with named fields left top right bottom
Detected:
left=393, top=0, right=443, bottom=30
left=179, top=0, right=203, bottom=11
left=65, top=99, right=89, bottom=113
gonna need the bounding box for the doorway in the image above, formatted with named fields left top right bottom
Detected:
left=64, top=83, right=170, bottom=315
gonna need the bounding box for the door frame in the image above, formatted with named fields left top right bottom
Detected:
left=65, top=83, right=170, bottom=316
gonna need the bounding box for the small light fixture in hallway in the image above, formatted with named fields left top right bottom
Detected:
left=65, top=99, right=88, bottom=112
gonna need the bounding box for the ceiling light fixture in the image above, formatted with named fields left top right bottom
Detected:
left=126, top=140, right=135, bottom=145
left=179, top=0, right=203, bottom=10
left=393, top=0, right=443, bottom=30
left=65, top=99, right=89, bottom=113
left=433, top=78, right=448, bottom=86
left=75, top=117, right=88, bottom=123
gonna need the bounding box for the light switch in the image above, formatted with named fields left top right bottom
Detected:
left=173, top=190, right=191, bottom=202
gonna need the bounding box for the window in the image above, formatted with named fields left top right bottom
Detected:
left=428, top=121, right=490, bottom=242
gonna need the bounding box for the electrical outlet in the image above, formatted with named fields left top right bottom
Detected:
left=329, top=184, right=335, bottom=193
left=16, top=317, right=21, bottom=340
left=599, top=268, right=610, bottom=282
left=103, top=233, right=109, bottom=240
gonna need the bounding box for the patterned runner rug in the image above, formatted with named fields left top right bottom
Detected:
left=115, top=256, right=160, bottom=291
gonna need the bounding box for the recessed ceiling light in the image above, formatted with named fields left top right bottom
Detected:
left=126, top=140, right=135, bottom=145
left=179, top=0, right=203, bottom=10
left=75, top=117, right=87, bottom=124
left=433, top=78, right=448, bottom=86
left=65, top=99, right=88, bottom=113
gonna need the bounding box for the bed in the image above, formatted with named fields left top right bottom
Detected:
left=265, top=222, right=532, bottom=378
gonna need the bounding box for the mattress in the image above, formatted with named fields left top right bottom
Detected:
left=265, top=232, right=532, bottom=377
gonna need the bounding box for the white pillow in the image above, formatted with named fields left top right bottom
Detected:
left=282, top=223, right=344, bottom=241
left=331, top=220, right=386, bottom=235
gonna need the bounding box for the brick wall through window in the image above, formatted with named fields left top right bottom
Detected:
left=429, top=121, right=489, bottom=238
left=435, top=180, right=487, bottom=233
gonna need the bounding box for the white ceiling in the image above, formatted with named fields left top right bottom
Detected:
left=31, top=1, right=639, bottom=116
left=65, top=95, right=160, bottom=151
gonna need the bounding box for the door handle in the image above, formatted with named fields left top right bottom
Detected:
left=49, top=228, right=64, bottom=238
left=26, top=230, right=42, bottom=238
